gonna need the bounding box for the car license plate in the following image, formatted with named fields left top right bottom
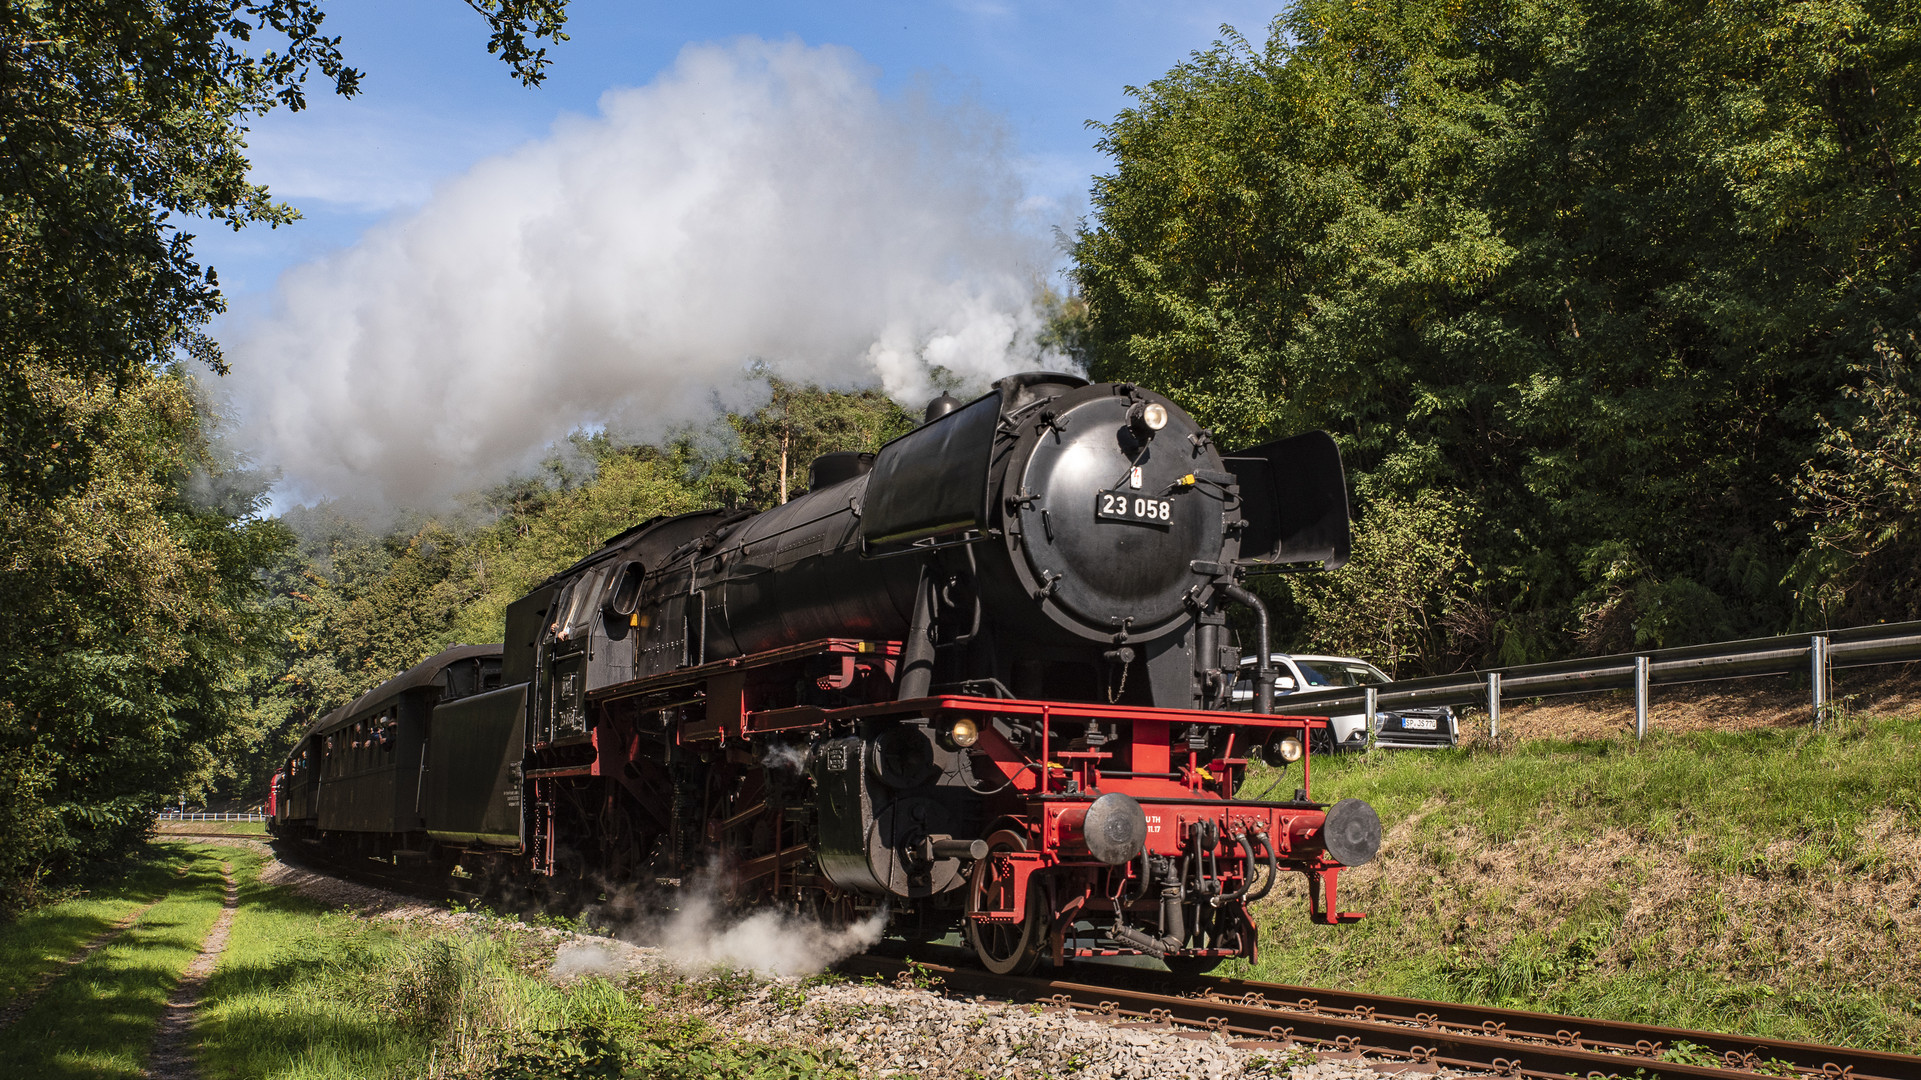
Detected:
left=1096, top=490, right=1173, bottom=526
left=1401, top=715, right=1437, bottom=730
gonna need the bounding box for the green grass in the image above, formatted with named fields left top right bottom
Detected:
left=0, top=846, right=205, bottom=1008
left=0, top=843, right=234, bottom=1078
left=196, top=864, right=856, bottom=1079
left=1308, top=711, right=1921, bottom=855
left=1232, top=713, right=1921, bottom=1051
left=154, top=821, right=268, bottom=836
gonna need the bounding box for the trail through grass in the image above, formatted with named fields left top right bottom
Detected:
left=4, top=837, right=856, bottom=1079
left=0, top=843, right=238, bottom=1078
left=0, top=846, right=206, bottom=1010
left=154, top=821, right=268, bottom=836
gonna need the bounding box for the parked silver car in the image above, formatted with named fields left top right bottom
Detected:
left=1231, top=653, right=1458, bottom=752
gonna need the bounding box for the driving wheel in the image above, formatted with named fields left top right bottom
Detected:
left=964, top=829, right=1046, bottom=975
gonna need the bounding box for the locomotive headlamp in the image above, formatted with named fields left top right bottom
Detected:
left=1273, top=736, right=1304, bottom=764
left=946, top=717, right=981, bottom=749
left=1128, top=401, right=1170, bottom=440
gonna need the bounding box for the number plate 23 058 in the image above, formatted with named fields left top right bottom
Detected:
left=1096, top=490, right=1174, bottom=526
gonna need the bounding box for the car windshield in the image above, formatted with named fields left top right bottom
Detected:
left=1295, top=661, right=1389, bottom=687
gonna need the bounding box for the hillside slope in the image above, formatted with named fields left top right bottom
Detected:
left=1240, top=667, right=1921, bottom=1052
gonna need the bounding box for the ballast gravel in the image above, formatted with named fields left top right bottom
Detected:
left=550, top=937, right=1468, bottom=1080
left=244, top=842, right=1463, bottom=1080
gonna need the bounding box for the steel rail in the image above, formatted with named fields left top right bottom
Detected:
left=842, top=955, right=1921, bottom=1080
left=1263, top=620, right=1921, bottom=719
left=260, top=835, right=468, bottom=905
left=232, top=844, right=1917, bottom=1079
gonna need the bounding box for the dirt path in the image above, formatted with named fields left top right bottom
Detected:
left=145, top=861, right=240, bottom=1080
left=0, top=898, right=165, bottom=1033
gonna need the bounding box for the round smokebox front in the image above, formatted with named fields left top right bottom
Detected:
left=1012, top=391, right=1225, bottom=640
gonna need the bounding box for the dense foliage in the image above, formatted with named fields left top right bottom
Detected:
left=1789, top=327, right=1921, bottom=625
left=1284, top=492, right=1485, bottom=677
left=0, top=0, right=571, bottom=913
left=1073, top=0, right=1921, bottom=670
left=728, top=377, right=917, bottom=507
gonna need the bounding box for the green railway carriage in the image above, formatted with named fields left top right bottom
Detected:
left=274, top=644, right=505, bottom=853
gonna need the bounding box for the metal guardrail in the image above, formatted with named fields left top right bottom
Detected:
left=156, top=811, right=266, bottom=822
left=1271, top=620, right=1921, bottom=739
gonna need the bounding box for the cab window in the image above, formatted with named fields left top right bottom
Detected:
left=557, top=567, right=610, bottom=641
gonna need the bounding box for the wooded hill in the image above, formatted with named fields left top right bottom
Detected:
left=3, top=0, right=1917, bottom=914
left=1070, top=0, right=1921, bottom=672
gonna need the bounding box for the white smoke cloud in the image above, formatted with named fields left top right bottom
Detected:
left=549, top=939, right=629, bottom=980
left=548, top=887, right=886, bottom=981
left=223, top=37, right=1068, bottom=509
left=653, top=893, right=888, bottom=977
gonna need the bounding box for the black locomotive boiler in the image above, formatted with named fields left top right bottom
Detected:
left=271, top=372, right=1382, bottom=974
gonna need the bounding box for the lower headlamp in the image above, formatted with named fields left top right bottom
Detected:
left=946, top=717, right=980, bottom=749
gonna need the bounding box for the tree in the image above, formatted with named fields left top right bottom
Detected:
left=1074, top=0, right=1921, bottom=663
left=0, top=369, right=287, bottom=906
left=0, top=0, right=572, bottom=911
left=728, top=378, right=917, bottom=507
left=1787, top=327, right=1921, bottom=626
left=1283, top=492, right=1488, bottom=677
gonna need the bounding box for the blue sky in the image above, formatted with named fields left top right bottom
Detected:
left=207, top=2, right=1294, bottom=509
left=198, top=0, right=1286, bottom=304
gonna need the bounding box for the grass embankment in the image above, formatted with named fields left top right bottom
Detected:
left=196, top=882, right=855, bottom=1079
left=0, top=842, right=243, bottom=1077
left=154, top=821, right=268, bottom=836
left=1238, top=712, right=1921, bottom=1051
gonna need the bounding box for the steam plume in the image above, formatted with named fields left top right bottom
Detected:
left=223, top=37, right=1067, bottom=509
left=655, top=894, right=887, bottom=977
left=547, top=887, right=887, bottom=980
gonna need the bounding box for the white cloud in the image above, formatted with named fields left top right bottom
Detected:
left=222, top=38, right=1065, bottom=510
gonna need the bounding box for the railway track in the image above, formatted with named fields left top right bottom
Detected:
left=843, top=953, right=1920, bottom=1080
left=214, top=835, right=1916, bottom=1080
left=238, top=833, right=476, bottom=905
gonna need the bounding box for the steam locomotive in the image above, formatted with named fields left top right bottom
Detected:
left=270, top=372, right=1381, bottom=974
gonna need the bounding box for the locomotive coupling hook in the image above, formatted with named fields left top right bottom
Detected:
left=1109, top=860, right=1187, bottom=958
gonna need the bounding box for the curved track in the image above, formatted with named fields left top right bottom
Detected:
left=238, top=838, right=1917, bottom=1080
left=253, top=834, right=470, bottom=904
left=843, top=953, right=1921, bottom=1080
